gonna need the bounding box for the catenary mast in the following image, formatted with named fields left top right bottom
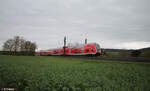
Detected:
left=64, top=36, right=66, bottom=55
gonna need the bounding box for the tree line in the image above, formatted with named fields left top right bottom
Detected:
left=1, top=36, right=37, bottom=56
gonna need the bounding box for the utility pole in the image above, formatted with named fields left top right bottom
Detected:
left=63, top=36, right=66, bottom=56
left=85, top=38, right=87, bottom=44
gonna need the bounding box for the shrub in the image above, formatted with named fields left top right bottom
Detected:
left=131, top=50, right=141, bottom=57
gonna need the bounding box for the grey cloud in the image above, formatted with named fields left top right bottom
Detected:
left=0, top=0, right=150, bottom=50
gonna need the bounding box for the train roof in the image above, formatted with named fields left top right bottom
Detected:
left=36, top=42, right=100, bottom=52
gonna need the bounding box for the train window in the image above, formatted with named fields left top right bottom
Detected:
left=86, top=49, right=89, bottom=52
left=95, top=44, right=100, bottom=51
left=74, top=51, right=81, bottom=53
left=91, top=48, right=93, bottom=52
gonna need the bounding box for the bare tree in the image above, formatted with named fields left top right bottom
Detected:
left=3, top=39, right=14, bottom=51
left=2, top=36, right=37, bottom=55
left=24, top=41, right=31, bottom=52
left=20, top=38, right=25, bottom=51
left=24, top=41, right=37, bottom=52
left=13, top=36, right=23, bottom=52
left=30, top=42, right=37, bottom=52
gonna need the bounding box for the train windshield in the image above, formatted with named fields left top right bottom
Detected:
left=95, top=43, right=101, bottom=51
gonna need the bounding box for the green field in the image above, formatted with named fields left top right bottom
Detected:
left=0, top=55, right=150, bottom=91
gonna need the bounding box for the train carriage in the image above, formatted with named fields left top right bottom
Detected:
left=36, top=43, right=102, bottom=56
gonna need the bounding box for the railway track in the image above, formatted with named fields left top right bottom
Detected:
left=59, top=56, right=150, bottom=63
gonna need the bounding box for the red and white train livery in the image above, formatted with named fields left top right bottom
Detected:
left=36, top=43, right=102, bottom=56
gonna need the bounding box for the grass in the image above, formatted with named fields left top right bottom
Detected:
left=0, top=55, right=150, bottom=91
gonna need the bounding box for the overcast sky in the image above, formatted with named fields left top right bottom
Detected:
left=0, top=0, right=150, bottom=50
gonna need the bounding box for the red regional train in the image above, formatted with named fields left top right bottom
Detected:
left=36, top=43, right=102, bottom=56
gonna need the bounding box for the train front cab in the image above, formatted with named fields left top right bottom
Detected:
left=84, top=43, right=101, bottom=56
left=94, top=43, right=102, bottom=56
